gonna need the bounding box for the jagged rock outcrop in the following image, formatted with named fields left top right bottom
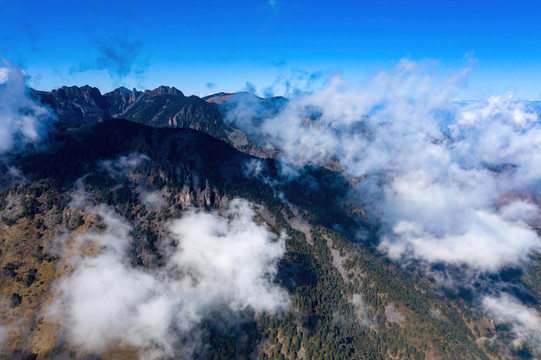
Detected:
left=103, top=86, right=139, bottom=116
left=33, top=85, right=110, bottom=124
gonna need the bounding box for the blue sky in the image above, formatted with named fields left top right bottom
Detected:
left=1, top=0, right=540, bottom=99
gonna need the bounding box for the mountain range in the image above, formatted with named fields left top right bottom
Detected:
left=0, top=85, right=539, bottom=360
left=31, top=85, right=287, bottom=158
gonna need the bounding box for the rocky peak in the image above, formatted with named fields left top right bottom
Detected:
left=36, top=85, right=110, bottom=124
left=144, top=86, right=184, bottom=97
left=104, top=87, right=142, bottom=117
left=51, top=85, right=106, bottom=108
left=203, top=92, right=235, bottom=104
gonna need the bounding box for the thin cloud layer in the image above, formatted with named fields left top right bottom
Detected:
left=100, top=153, right=166, bottom=210
left=0, top=325, right=7, bottom=353
left=100, top=153, right=150, bottom=178
left=48, top=199, right=288, bottom=358
left=72, top=35, right=147, bottom=81
left=225, top=59, right=541, bottom=272
left=0, top=59, right=53, bottom=154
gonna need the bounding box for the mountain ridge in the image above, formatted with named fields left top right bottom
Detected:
left=31, top=85, right=286, bottom=159
left=3, top=83, right=537, bottom=359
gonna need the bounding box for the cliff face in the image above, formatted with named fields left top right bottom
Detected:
left=119, top=92, right=228, bottom=140
left=105, top=85, right=186, bottom=117
left=33, top=85, right=110, bottom=124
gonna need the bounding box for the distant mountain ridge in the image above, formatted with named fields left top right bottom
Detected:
left=31, top=85, right=286, bottom=158
left=34, top=85, right=194, bottom=124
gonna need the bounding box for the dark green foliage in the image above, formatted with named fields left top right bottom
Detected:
left=2, top=216, right=17, bottom=226
left=197, top=312, right=261, bottom=360
left=24, top=269, right=37, bottom=287
left=4, top=262, right=18, bottom=277
left=151, top=174, right=165, bottom=189
left=283, top=167, right=356, bottom=232
left=10, top=293, right=22, bottom=308
left=18, top=119, right=251, bottom=191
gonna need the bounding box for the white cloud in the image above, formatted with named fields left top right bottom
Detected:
left=48, top=199, right=288, bottom=358
left=0, top=67, right=9, bottom=84
left=225, top=59, right=541, bottom=271
left=483, top=294, right=541, bottom=350
left=100, top=153, right=150, bottom=178
left=137, top=187, right=166, bottom=210
left=168, top=199, right=288, bottom=313
left=0, top=59, right=53, bottom=153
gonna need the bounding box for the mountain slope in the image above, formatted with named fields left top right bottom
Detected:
left=0, top=116, right=517, bottom=359
left=32, top=85, right=283, bottom=158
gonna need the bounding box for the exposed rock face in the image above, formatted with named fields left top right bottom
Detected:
left=104, top=86, right=185, bottom=117
left=33, top=85, right=231, bottom=141
left=33, top=85, right=110, bottom=124
left=143, top=85, right=184, bottom=97
left=120, top=93, right=228, bottom=141
left=202, top=92, right=235, bottom=104
left=103, top=86, right=140, bottom=116
left=32, top=86, right=282, bottom=158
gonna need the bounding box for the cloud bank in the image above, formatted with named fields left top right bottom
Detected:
left=224, top=59, right=541, bottom=352
left=0, top=59, right=53, bottom=154
left=225, top=59, right=541, bottom=272
left=48, top=199, right=288, bottom=358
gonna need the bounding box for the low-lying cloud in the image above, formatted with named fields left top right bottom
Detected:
left=225, top=59, right=541, bottom=272
left=224, top=59, right=541, bottom=352
left=483, top=294, right=541, bottom=350
left=0, top=59, right=53, bottom=154
left=100, top=153, right=166, bottom=210
left=48, top=199, right=288, bottom=358
left=100, top=152, right=150, bottom=178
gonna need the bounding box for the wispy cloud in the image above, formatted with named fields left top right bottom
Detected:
left=72, top=34, right=148, bottom=82
left=483, top=294, right=541, bottom=351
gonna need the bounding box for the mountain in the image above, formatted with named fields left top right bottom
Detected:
left=33, top=85, right=281, bottom=158
left=0, top=86, right=538, bottom=359
left=118, top=89, right=229, bottom=141
left=202, top=92, right=236, bottom=104
left=33, top=85, right=110, bottom=124
left=33, top=85, right=215, bottom=127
